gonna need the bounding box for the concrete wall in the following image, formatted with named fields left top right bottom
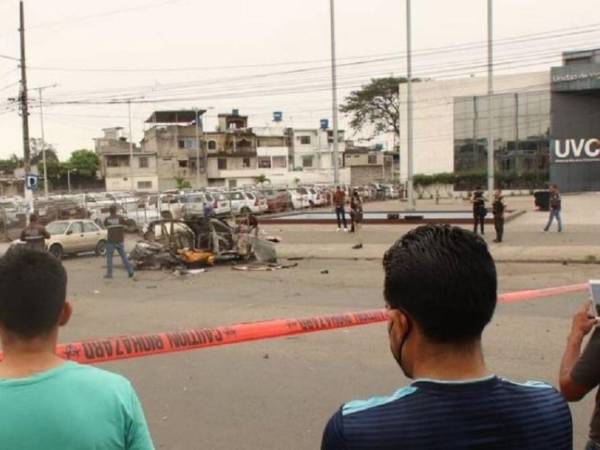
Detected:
left=399, top=71, right=550, bottom=181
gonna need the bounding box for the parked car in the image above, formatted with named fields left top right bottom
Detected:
left=306, top=187, right=327, bottom=207
left=288, top=188, right=309, bottom=210
left=205, top=192, right=232, bottom=217
left=261, top=189, right=290, bottom=213
left=35, top=199, right=89, bottom=225
left=12, top=219, right=108, bottom=259
left=381, top=184, right=400, bottom=199
left=246, top=192, right=268, bottom=214
left=180, top=193, right=211, bottom=218
left=146, top=193, right=184, bottom=219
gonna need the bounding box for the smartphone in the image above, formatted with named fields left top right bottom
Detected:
left=590, top=280, right=600, bottom=315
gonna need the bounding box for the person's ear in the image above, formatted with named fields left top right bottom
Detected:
left=58, top=301, right=72, bottom=327
left=387, top=308, right=410, bottom=338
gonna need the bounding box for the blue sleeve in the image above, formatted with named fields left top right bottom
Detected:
left=321, top=409, right=348, bottom=450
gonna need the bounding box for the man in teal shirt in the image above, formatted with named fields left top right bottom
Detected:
left=0, top=247, right=154, bottom=450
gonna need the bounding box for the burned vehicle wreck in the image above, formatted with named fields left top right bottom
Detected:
left=130, top=217, right=276, bottom=270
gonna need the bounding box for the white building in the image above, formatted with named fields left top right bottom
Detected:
left=291, top=128, right=345, bottom=172
left=398, top=71, right=550, bottom=181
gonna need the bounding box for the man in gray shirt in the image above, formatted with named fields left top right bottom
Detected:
left=103, top=205, right=134, bottom=279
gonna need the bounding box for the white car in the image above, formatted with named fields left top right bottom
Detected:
left=288, top=188, right=309, bottom=210
left=13, top=219, right=108, bottom=259
left=204, top=192, right=232, bottom=217
left=305, top=187, right=326, bottom=207
left=244, top=192, right=268, bottom=214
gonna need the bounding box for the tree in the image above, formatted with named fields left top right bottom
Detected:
left=254, top=174, right=270, bottom=186
left=340, top=77, right=413, bottom=139
left=68, top=149, right=99, bottom=178
left=174, top=176, right=192, bottom=190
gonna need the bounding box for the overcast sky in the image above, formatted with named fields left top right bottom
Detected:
left=0, top=0, right=598, bottom=159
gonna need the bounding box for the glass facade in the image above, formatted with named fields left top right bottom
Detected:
left=454, top=91, right=550, bottom=184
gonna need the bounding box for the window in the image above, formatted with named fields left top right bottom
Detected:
left=299, top=136, right=311, bottom=145
left=137, top=181, right=152, bottom=189
left=228, top=179, right=237, bottom=188
left=208, top=140, right=217, bottom=151
left=178, top=138, right=196, bottom=149
left=83, top=222, right=98, bottom=233
left=243, top=158, right=251, bottom=168
left=272, top=156, right=286, bottom=168
left=368, top=155, right=377, bottom=164
left=139, top=157, right=149, bottom=168
left=69, top=222, right=83, bottom=234
left=258, top=157, right=271, bottom=169
left=302, top=156, right=313, bottom=168
left=178, top=160, right=188, bottom=168
left=218, top=158, right=227, bottom=170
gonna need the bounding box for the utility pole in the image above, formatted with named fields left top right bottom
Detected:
left=128, top=99, right=134, bottom=192
left=195, top=108, right=200, bottom=188
left=19, top=0, right=33, bottom=215
left=35, top=83, right=57, bottom=198
left=329, top=0, right=340, bottom=185
left=487, top=0, right=495, bottom=195
left=406, top=0, right=415, bottom=210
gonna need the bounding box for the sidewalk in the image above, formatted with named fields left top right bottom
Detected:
left=270, top=193, right=600, bottom=263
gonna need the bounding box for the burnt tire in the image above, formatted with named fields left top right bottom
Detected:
left=49, top=244, right=63, bottom=259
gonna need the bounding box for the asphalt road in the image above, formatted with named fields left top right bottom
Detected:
left=51, top=254, right=598, bottom=450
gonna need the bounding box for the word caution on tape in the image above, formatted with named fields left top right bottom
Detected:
left=0, top=283, right=588, bottom=365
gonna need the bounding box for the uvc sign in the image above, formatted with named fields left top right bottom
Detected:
left=554, top=138, right=600, bottom=160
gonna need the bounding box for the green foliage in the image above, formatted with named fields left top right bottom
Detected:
left=174, top=176, right=192, bottom=189
left=340, top=77, right=410, bottom=138
left=254, top=174, right=270, bottom=185
left=67, top=149, right=99, bottom=178
left=413, top=170, right=549, bottom=191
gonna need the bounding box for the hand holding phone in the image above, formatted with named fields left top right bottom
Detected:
left=590, top=280, right=600, bottom=316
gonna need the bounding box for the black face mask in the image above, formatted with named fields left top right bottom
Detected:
left=388, top=308, right=413, bottom=378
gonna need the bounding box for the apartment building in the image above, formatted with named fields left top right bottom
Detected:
left=291, top=128, right=345, bottom=171
left=204, top=110, right=259, bottom=188
left=142, top=109, right=208, bottom=190
left=344, top=146, right=394, bottom=185
left=94, top=127, right=159, bottom=192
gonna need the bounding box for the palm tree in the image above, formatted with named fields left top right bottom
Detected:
left=254, top=174, right=270, bottom=186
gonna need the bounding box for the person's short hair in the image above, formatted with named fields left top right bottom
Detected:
left=551, top=184, right=558, bottom=190
left=109, top=204, right=117, bottom=214
left=0, top=247, right=67, bottom=338
left=29, top=214, right=38, bottom=223
left=383, top=225, right=497, bottom=343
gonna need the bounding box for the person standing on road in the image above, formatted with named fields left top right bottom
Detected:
left=559, top=302, right=600, bottom=450
left=20, top=214, right=50, bottom=252
left=104, top=205, right=134, bottom=279
left=492, top=189, right=505, bottom=243
left=350, top=190, right=363, bottom=250
left=471, top=186, right=487, bottom=235
left=333, top=186, right=348, bottom=232
left=544, top=184, right=563, bottom=232
left=321, top=224, right=572, bottom=450
left=0, top=248, right=154, bottom=450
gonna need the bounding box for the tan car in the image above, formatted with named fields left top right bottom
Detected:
left=43, top=219, right=108, bottom=259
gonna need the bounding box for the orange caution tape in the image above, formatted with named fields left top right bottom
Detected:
left=0, top=283, right=588, bottom=365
